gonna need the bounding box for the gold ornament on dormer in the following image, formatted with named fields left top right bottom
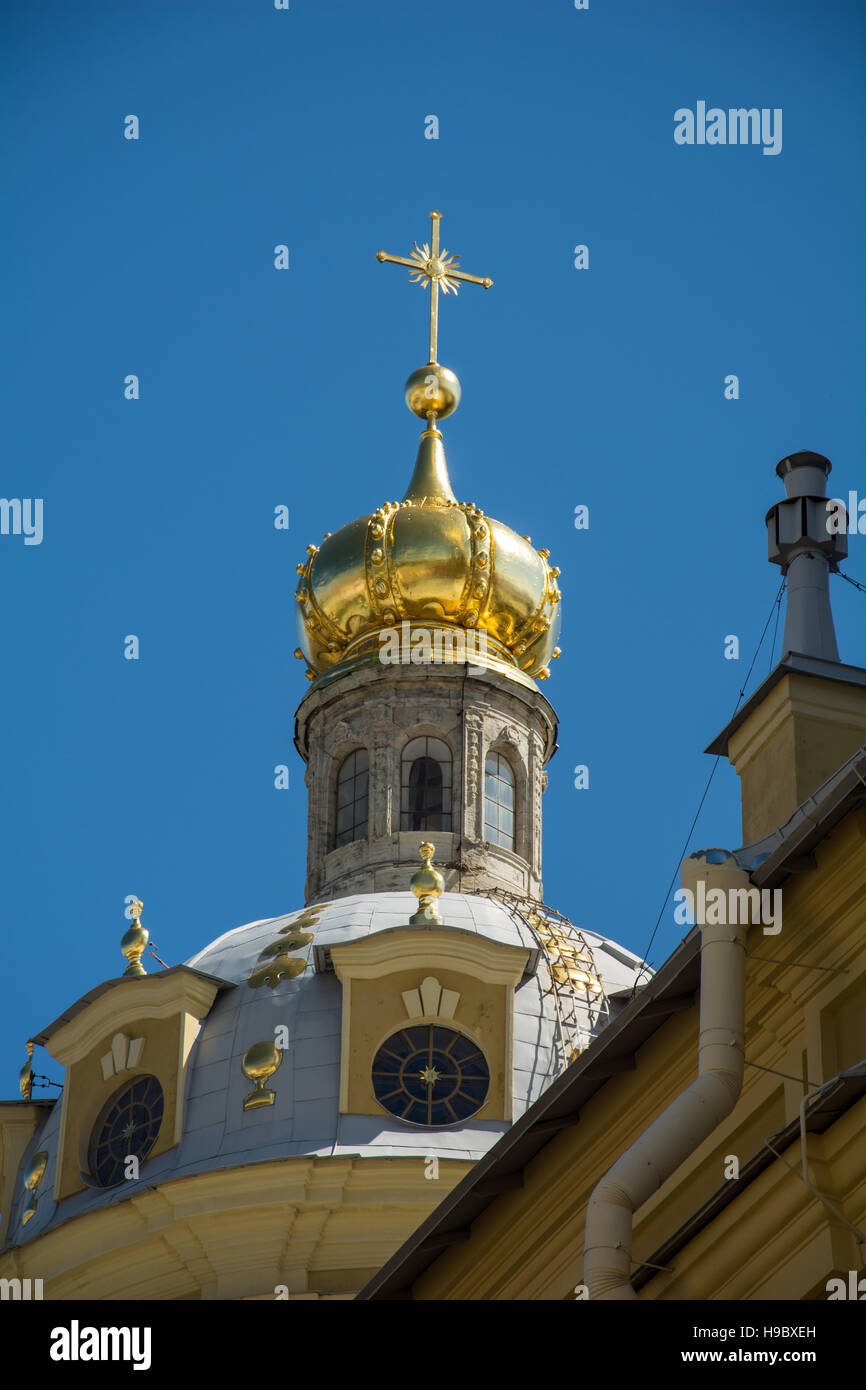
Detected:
left=19, top=1041, right=34, bottom=1100
left=409, top=842, right=445, bottom=925
left=121, top=898, right=149, bottom=977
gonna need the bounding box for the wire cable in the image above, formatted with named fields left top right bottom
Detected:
left=631, top=579, right=787, bottom=992
left=768, top=577, right=785, bottom=673
left=837, top=570, right=866, bottom=595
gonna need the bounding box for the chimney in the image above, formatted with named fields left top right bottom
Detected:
left=767, top=451, right=844, bottom=661
left=707, top=451, right=866, bottom=846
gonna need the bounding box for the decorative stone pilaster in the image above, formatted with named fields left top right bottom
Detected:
left=463, top=709, right=485, bottom=844
left=369, top=714, right=395, bottom=840
left=529, top=729, right=546, bottom=885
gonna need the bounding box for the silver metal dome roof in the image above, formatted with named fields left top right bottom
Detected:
left=10, top=892, right=646, bottom=1245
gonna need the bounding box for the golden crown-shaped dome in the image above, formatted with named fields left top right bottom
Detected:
left=293, top=210, right=562, bottom=688
left=293, top=424, right=562, bottom=685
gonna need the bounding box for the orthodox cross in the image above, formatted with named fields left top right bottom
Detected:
left=376, top=210, right=493, bottom=365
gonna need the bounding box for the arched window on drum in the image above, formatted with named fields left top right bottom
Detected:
left=335, top=749, right=369, bottom=847
left=484, top=752, right=515, bottom=850
left=401, top=737, right=452, bottom=832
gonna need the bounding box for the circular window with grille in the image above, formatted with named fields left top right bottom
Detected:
left=372, top=1024, right=489, bottom=1126
left=87, top=1074, right=164, bottom=1187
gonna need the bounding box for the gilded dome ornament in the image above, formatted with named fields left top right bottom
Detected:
left=121, top=899, right=149, bottom=978
left=241, top=1042, right=282, bottom=1111
left=293, top=211, right=562, bottom=687
left=247, top=904, right=328, bottom=989
left=21, top=1149, right=48, bottom=1225
left=19, top=1041, right=34, bottom=1100
left=409, top=842, right=445, bottom=925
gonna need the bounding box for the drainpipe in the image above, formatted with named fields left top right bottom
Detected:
left=582, top=850, right=749, bottom=1299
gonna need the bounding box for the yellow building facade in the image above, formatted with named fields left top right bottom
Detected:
left=361, top=454, right=866, bottom=1302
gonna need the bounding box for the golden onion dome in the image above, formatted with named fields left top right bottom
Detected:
left=294, top=419, right=562, bottom=686
left=294, top=211, right=563, bottom=688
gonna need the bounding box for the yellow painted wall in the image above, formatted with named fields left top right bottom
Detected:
left=410, top=807, right=866, bottom=1300
left=57, top=1016, right=184, bottom=1201
left=729, top=674, right=866, bottom=844
left=344, top=968, right=508, bottom=1119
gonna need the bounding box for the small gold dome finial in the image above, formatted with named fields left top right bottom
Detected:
left=121, top=898, right=149, bottom=978
left=19, top=1041, right=34, bottom=1100
left=241, top=1041, right=283, bottom=1110
left=21, top=1150, right=48, bottom=1225
left=404, top=363, right=462, bottom=422
left=409, top=841, right=445, bottom=925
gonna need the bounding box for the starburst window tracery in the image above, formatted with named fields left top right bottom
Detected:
left=372, top=1024, right=489, bottom=1126
left=87, top=1074, right=164, bottom=1188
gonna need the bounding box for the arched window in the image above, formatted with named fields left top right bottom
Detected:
left=401, top=736, right=452, bottom=832
left=335, top=749, right=369, bottom=847
left=484, top=752, right=515, bottom=850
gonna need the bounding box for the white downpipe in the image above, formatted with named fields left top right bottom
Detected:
left=582, top=850, right=749, bottom=1300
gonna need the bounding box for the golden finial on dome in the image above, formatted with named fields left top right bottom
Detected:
left=409, top=841, right=445, bottom=925
left=377, top=210, right=493, bottom=434
left=292, top=212, right=562, bottom=688
left=121, top=898, right=149, bottom=977
left=377, top=210, right=492, bottom=369
left=19, top=1041, right=34, bottom=1099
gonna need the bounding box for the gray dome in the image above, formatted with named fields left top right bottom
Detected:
left=10, top=892, right=646, bottom=1245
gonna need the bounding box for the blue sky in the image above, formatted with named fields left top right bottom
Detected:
left=2, top=0, right=864, bottom=1095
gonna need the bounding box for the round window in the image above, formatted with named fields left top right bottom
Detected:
left=372, top=1024, right=489, bottom=1126
left=87, top=1074, right=164, bottom=1187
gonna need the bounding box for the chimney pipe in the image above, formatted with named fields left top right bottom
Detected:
left=766, top=451, right=847, bottom=662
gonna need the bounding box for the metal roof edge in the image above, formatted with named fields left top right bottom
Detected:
left=633, top=1063, right=866, bottom=1291
left=744, top=744, right=866, bottom=888
left=28, top=966, right=235, bottom=1048
left=705, top=654, right=866, bottom=758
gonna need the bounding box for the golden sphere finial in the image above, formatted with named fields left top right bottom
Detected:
left=404, top=364, right=461, bottom=421
left=409, top=842, right=445, bottom=925
left=121, top=898, right=149, bottom=978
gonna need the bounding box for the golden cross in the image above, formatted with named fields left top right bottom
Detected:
left=376, top=211, right=493, bottom=366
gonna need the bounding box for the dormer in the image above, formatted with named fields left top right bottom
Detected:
left=31, top=964, right=227, bottom=1201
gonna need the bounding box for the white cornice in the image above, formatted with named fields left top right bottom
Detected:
left=330, top=927, right=530, bottom=986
